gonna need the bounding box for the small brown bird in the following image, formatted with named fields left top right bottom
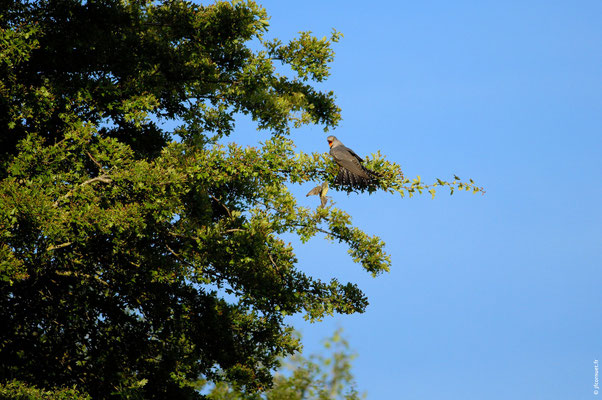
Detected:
left=306, top=181, right=330, bottom=208
left=327, top=136, right=378, bottom=189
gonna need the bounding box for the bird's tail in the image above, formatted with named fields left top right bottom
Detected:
left=335, top=168, right=378, bottom=188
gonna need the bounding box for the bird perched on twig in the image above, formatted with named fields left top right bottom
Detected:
left=327, top=136, right=379, bottom=189
left=306, top=181, right=330, bottom=208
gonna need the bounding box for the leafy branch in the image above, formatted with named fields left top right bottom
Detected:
left=405, top=175, right=486, bottom=199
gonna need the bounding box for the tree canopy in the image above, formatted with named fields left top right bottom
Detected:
left=0, top=0, right=483, bottom=398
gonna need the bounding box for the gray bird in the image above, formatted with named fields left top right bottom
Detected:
left=306, top=181, right=330, bottom=208
left=327, top=136, right=378, bottom=188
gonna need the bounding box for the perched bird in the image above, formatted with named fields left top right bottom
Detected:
left=306, top=181, right=330, bottom=208
left=327, top=135, right=378, bottom=188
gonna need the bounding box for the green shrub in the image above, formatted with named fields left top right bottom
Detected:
left=0, top=381, right=90, bottom=400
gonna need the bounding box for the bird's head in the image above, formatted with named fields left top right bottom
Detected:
left=326, top=135, right=337, bottom=148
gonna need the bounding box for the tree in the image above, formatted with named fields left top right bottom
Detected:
left=206, top=329, right=363, bottom=400
left=0, top=1, right=484, bottom=398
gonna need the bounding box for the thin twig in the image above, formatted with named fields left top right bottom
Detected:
left=210, top=194, right=232, bottom=218
left=47, top=242, right=73, bottom=252
left=81, top=174, right=112, bottom=185
left=165, top=244, right=186, bottom=263
left=54, top=174, right=112, bottom=206
left=86, top=151, right=104, bottom=171
left=55, top=270, right=110, bottom=287
left=165, top=244, right=223, bottom=281
left=267, top=252, right=283, bottom=277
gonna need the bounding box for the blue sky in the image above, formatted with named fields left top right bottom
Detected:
left=227, top=1, right=601, bottom=398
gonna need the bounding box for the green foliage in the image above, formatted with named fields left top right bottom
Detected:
left=0, top=380, right=90, bottom=400
left=0, top=0, right=483, bottom=398
left=264, top=30, right=343, bottom=82
left=205, top=329, right=363, bottom=400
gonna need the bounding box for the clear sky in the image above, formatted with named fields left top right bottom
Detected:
left=228, top=1, right=602, bottom=398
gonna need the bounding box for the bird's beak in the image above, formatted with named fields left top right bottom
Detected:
left=327, top=140, right=333, bottom=147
